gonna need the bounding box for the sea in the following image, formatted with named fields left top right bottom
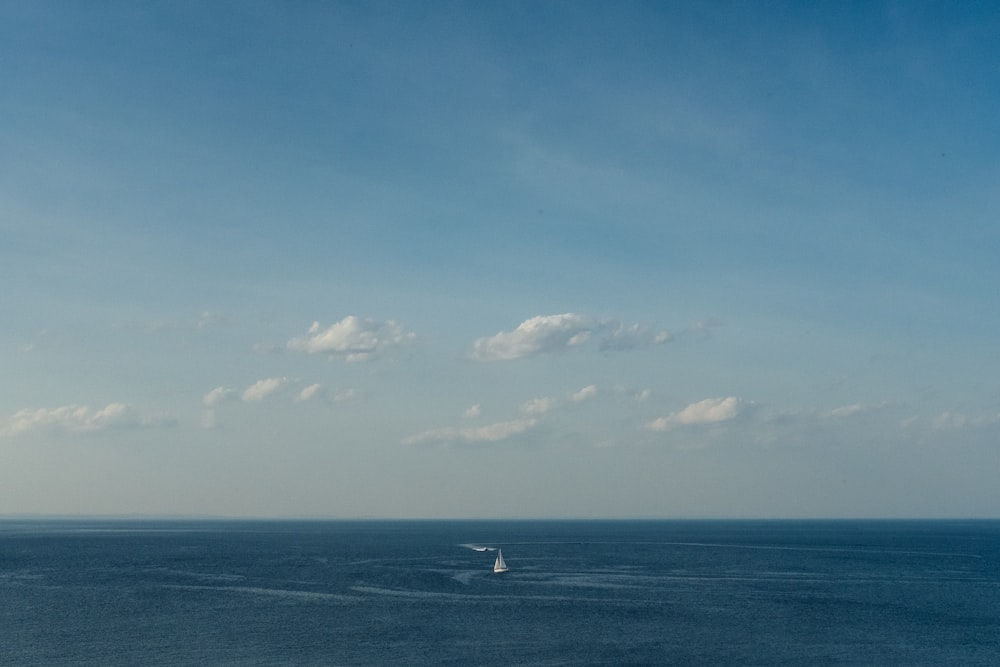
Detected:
left=2, top=519, right=998, bottom=666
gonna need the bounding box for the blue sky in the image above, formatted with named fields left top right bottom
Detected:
left=2, top=2, right=998, bottom=518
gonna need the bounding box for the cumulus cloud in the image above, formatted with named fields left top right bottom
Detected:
left=471, top=313, right=591, bottom=361
left=288, top=316, right=414, bottom=362
left=646, top=397, right=742, bottom=432
left=471, top=313, right=669, bottom=361
left=242, top=377, right=290, bottom=402
left=402, top=418, right=538, bottom=446
left=571, top=385, right=598, bottom=402
left=464, top=404, right=482, bottom=419
left=2, top=403, right=173, bottom=437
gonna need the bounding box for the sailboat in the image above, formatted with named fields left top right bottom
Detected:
left=493, top=548, right=509, bottom=573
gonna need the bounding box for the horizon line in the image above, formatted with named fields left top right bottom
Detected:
left=1, top=514, right=997, bottom=522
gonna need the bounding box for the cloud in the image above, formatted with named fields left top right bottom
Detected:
left=402, top=418, right=538, bottom=446
left=520, top=385, right=598, bottom=417
left=203, top=386, right=237, bottom=407
left=599, top=323, right=670, bottom=351
left=680, top=318, right=724, bottom=340
left=825, top=401, right=891, bottom=419
left=931, top=410, right=1000, bottom=430
left=2, top=403, right=173, bottom=437
left=612, top=385, right=652, bottom=402
left=827, top=403, right=865, bottom=418
left=646, top=397, right=742, bottom=431
left=933, top=411, right=966, bottom=429
left=521, top=397, right=556, bottom=416
left=201, top=409, right=218, bottom=429
left=242, top=377, right=290, bottom=402
left=288, top=316, right=414, bottom=362
left=332, top=388, right=361, bottom=403
left=463, top=418, right=538, bottom=442
left=471, top=313, right=592, bottom=361
left=471, top=313, right=669, bottom=361
left=207, top=380, right=342, bottom=408
left=407, top=384, right=601, bottom=447
left=202, top=379, right=333, bottom=428
left=298, top=383, right=322, bottom=401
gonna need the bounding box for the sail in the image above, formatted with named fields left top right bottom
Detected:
left=493, top=548, right=508, bottom=573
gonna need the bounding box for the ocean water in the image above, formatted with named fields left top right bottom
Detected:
left=1, top=520, right=998, bottom=666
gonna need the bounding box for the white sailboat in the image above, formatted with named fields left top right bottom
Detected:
left=493, top=548, right=509, bottom=573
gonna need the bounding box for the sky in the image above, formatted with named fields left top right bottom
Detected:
left=2, top=1, right=999, bottom=519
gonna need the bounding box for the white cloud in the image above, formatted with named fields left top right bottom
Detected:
left=463, top=418, right=538, bottom=442
left=571, top=385, right=598, bottom=402
left=203, top=386, right=237, bottom=407
left=402, top=418, right=538, bottom=446
left=471, top=313, right=592, bottom=361
left=613, top=385, right=652, bottom=402
left=464, top=404, right=482, bottom=419
left=471, top=313, right=669, bottom=361
left=242, top=377, right=290, bottom=402
left=207, top=380, right=339, bottom=407
left=825, top=402, right=890, bottom=419
left=298, top=383, right=322, bottom=401
left=521, top=397, right=556, bottom=415
left=288, top=315, right=414, bottom=362
left=827, top=403, right=865, bottom=418
left=599, top=323, right=670, bottom=351
left=646, top=396, right=742, bottom=432
left=2, top=403, right=173, bottom=437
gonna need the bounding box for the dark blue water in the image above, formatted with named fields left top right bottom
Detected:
left=2, top=520, right=998, bottom=665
